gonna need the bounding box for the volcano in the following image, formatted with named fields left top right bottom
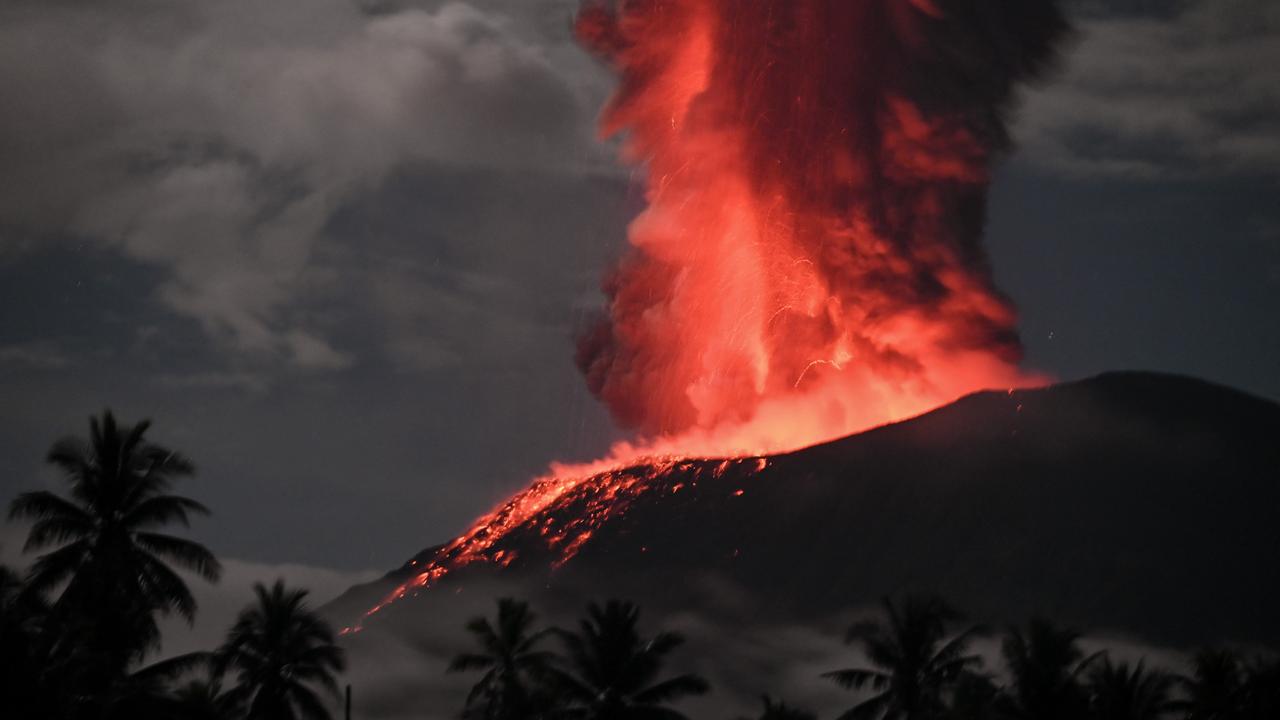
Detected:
left=331, top=371, right=1280, bottom=649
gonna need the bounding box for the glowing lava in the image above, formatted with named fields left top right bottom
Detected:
left=354, top=0, right=1067, bottom=629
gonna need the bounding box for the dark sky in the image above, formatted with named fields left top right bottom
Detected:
left=1, top=0, right=1277, bottom=597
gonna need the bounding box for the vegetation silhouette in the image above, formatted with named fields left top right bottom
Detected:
left=997, top=618, right=1101, bottom=720
left=1238, top=656, right=1280, bottom=719
left=542, top=599, right=710, bottom=719
left=449, top=598, right=709, bottom=719
left=1174, top=649, right=1244, bottom=719
left=7, top=410, right=221, bottom=718
left=823, top=595, right=986, bottom=720
left=738, top=695, right=819, bottom=720
left=0, top=562, right=52, bottom=714
left=214, top=579, right=347, bottom=720
left=1086, top=658, right=1177, bottom=720
left=3, top=411, right=1280, bottom=719
left=1, top=411, right=349, bottom=719
left=169, top=677, right=241, bottom=720
left=450, top=597, right=557, bottom=720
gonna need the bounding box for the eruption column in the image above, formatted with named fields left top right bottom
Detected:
left=354, top=0, right=1068, bottom=628
left=574, top=0, right=1067, bottom=452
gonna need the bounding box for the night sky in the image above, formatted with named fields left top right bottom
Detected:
left=1, top=0, right=1277, bottom=630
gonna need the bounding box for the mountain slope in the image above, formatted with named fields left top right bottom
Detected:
left=331, top=371, right=1280, bottom=647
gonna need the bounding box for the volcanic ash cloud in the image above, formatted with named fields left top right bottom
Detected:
left=574, top=0, right=1069, bottom=453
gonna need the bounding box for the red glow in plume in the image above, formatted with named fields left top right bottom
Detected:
left=354, top=0, right=1067, bottom=627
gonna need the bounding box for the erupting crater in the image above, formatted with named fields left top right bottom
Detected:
left=353, top=0, right=1072, bottom=629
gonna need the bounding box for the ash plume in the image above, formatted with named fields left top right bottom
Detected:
left=575, top=0, right=1070, bottom=442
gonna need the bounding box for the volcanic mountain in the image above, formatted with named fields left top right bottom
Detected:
left=330, top=371, right=1280, bottom=649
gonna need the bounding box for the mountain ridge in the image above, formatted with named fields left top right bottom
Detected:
left=328, top=370, right=1280, bottom=647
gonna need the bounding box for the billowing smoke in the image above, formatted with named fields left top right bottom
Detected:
left=357, top=0, right=1072, bottom=627
left=575, top=0, right=1068, bottom=447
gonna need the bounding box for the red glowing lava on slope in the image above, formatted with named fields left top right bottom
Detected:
left=353, top=0, right=1067, bottom=629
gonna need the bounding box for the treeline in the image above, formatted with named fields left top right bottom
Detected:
left=448, top=595, right=1280, bottom=720
left=3, top=411, right=1279, bottom=720
left=0, top=412, right=346, bottom=719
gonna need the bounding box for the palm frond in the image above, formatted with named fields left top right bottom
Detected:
left=45, top=437, right=92, bottom=477
left=139, top=553, right=199, bottom=621
left=633, top=674, right=710, bottom=704
left=134, top=531, right=222, bottom=581
left=823, top=668, right=889, bottom=691
left=25, top=539, right=89, bottom=594
left=289, top=682, right=335, bottom=720
left=124, top=495, right=211, bottom=529
left=9, top=489, right=90, bottom=523
left=131, top=651, right=215, bottom=683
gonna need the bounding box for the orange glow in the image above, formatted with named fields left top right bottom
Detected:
left=350, top=1, right=1056, bottom=630
left=573, top=0, right=1042, bottom=449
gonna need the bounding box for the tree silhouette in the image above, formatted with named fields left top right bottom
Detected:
left=1087, top=658, right=1175, bottom=720
left=736, top=695, right=818, bottom=720
left=998, top=618, right=1101, bottom=720
left=1174, top=649, right=1243, bottom=720
left=169, top=677, right=240, bottom=720
left=0, top=563, right=55, bottom=716
left=546, top=599, right=709, bottom=719
left=1239, top=656, right=1280, bottom=720
left=101, top=651, right=215, bottom=720
left=215, top=580, right=346, bottom=720
left=823, top=596, right=985, bottom=720
left=8, top=410, right=221, bottom=706
left=450, top=597, right=557, bottom=720
left=941, top=671, right=1000, bottom=720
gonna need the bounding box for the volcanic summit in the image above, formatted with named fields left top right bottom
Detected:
left=332, top=371, right=1280, bottom=648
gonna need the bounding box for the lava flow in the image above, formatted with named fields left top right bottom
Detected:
left=355, top=0, right=1068, bottom=629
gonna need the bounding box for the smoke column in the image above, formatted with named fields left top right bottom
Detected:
left=354, top=0, right=1070, bottom=626
left=575, top=0, right=1068, bottom=453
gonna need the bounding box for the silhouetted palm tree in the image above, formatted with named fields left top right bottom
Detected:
left=546, top=599, right=709, bottom=719
left=1174, top=649, right=1243, bottom=720
left=1238, top=656, right=1280, bottom=720
left=215, top=580, right=346, bottom=720
left=169, top=677, right=240, bottom=720
left=1087, top=658, right=1175, bottom=720
left=998, top=618, right=1101, bottom=720
left=8, top=411, right=221, bottom=702
left=450, top=598, right=557, bottom=720
left=0, top=563, right=54, bottom=716
left=103, top=651, right=214, bottom=720
left=942, top=672, right=1000, bottom=720
left=737, top=695, right=817, bottom=720
left=823, top=596, right=985, bottom=720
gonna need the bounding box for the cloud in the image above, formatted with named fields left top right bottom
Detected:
left=1017, top=0, right=1280, bottom=178
left=371, top=264, right=555, bottom=373
left=0, top=0, right=605, bottom=370
left=152, top=371, right=271, bottom=393
left=0, top=341, right=71, bottom=370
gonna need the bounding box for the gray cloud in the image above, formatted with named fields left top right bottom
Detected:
left=0, top=0, right=608, bottom=370
left=0, top=341, right=71, bottom=370
left=1018, top=0, right=1280, bottom=178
